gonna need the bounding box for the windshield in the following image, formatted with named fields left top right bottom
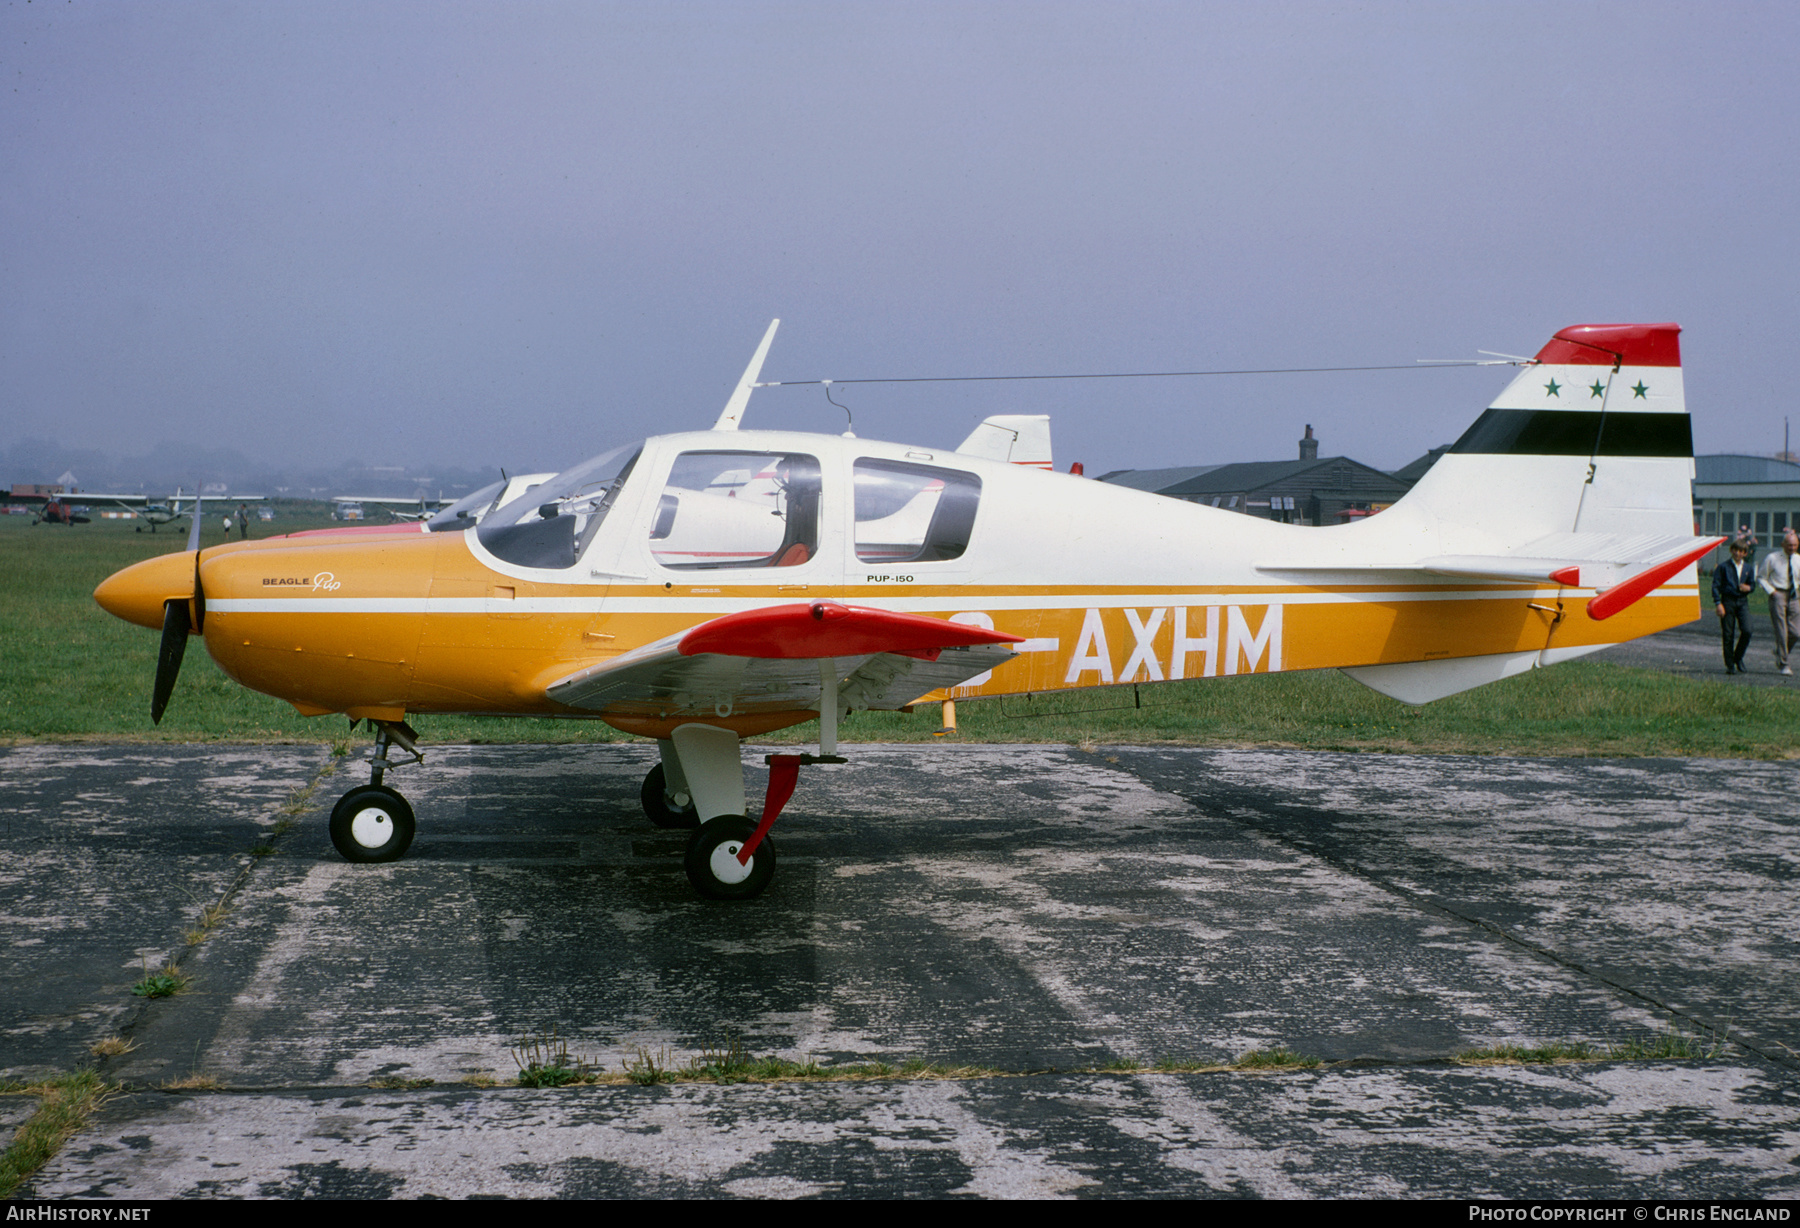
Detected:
left=476, top=442, right=643, bottom=569
left=426, top=478, right=506, bottom=533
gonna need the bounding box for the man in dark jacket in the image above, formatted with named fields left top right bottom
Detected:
left=1713, top=536, right=1756, bottom=674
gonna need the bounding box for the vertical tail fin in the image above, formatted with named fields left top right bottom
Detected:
left=1399, top=323, right=1691, bottom=550
left=1341, top=324, right=1701, bottom=704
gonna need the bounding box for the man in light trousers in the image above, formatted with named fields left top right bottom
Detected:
left=1758, top=528, right=1800, bottom=676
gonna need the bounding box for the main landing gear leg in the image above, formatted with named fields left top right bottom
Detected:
left=714, top=664, right=848, bottom=893
left=669, top=720, right=847, bottom=902
left=329, top=720, right=423, bottom=864
left=668, top=723, right=771, bottom=901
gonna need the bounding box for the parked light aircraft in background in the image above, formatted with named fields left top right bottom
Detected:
left=288, top=474, right=559, bottom=541
left=330, top=494, right=448, bottom=523
left=94, top=320, right=1714, bottom=900
left=78, top=488, right=267, bottom=533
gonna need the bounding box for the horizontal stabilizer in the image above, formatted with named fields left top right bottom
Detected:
left=1416, top=532, right=1714, bottom=587
left=1584, top=537, right=1722, bottom=621
left=1259, top=531, right=1716, bottom=593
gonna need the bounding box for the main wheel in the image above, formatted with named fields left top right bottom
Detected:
left=330, top=785, right=416, bottom=863
left=684, top=816, right=775, bottom=901
left=641, top=763, right=699, bottom=830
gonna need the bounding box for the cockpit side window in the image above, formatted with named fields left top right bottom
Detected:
left=651, top=451, right=822, bottom=570
left=477, top=444, right=641, bottom=569
left=854, top=459, right=980, bottom=563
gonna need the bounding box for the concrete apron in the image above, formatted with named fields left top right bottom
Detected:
left=5, top=742, right=1797, bottom=1198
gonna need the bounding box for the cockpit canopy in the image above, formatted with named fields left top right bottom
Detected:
left=473, top=434, right=986, bottom=574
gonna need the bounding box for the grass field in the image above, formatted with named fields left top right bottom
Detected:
left=5, top=512, right=1796, bottom=759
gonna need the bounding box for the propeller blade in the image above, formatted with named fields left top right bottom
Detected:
left=151, top=599, right=191, bottom=725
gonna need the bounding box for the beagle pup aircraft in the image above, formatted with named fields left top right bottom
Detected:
left=94, top=320, right=1714, bottom=900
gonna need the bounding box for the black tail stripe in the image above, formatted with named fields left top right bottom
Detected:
left=1450, top=409, right=1693, bottom=457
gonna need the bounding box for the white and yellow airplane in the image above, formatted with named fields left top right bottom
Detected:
left=94, top=320, right=1715, bottom=900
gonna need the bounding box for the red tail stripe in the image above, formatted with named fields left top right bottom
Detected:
left=1533, top=323, right=1681, bottom=368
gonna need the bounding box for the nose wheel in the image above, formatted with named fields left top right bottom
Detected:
left=329, top=719, right=424, bottom=864
left=329, top=785, right=416, bottom=863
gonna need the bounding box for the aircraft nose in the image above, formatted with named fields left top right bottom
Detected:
left=94, top=551, right=197, bottom=630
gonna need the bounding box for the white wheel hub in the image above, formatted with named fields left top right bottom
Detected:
left=350, top=807, right=393, bottom=849
left=709, top=841, right=753, bottom=885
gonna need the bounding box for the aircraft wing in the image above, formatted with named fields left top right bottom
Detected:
left=1257, top=531, right=1724, bottom=621
left=546, top=601, right=1022, bottom=716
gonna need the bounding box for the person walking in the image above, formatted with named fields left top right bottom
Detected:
left=1714, top=535, right=1756, bottom=673
left=1757, top=527, right=1800, bottom=676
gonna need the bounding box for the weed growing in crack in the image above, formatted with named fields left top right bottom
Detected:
left=623, top=1046, right=675, bottom=1086
left=1457, top=1041, right=1602, bottom=1065
left=1232, top=1047, right=1321, bottom=1071
left=1459, top=1023, right=1730, bottom=1066
left=130, top=962, right=188, bottom=999
left=160, top=1073, right=217, bottom=1090
left=687, top=1037, right=755, bottom=1082
left=183, top=903, right=231, bottom=946
left=0, top=1070, right=110, bottom=1199
left=511, top=1028, right=601, bottom=1088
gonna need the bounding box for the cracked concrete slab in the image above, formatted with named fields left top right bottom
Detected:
left=34, top=1062, right=1800, bottom=1199
left=7, top=741, right=1799, bottom=1198
left=0, top=744, right=328, bottom=1081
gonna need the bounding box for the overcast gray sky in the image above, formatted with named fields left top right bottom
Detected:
left=4, top=1, right=1795, bottom=482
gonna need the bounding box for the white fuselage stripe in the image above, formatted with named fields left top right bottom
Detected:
left=204, top=584, right=1694, bottom=616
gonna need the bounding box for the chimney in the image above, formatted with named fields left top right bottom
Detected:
left=1299, top=424, right=1318, bottom=462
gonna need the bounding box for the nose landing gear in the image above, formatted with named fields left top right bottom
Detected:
left=328, top=720, right=423, bottom=864
left=329, top=785, right=416, bottom=862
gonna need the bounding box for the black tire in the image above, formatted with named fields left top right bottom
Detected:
left=641, top=763, right=699, bottom=830
left=330, top=785, right=416, bottom=863
left=684, top=816, right=775, bottom=901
